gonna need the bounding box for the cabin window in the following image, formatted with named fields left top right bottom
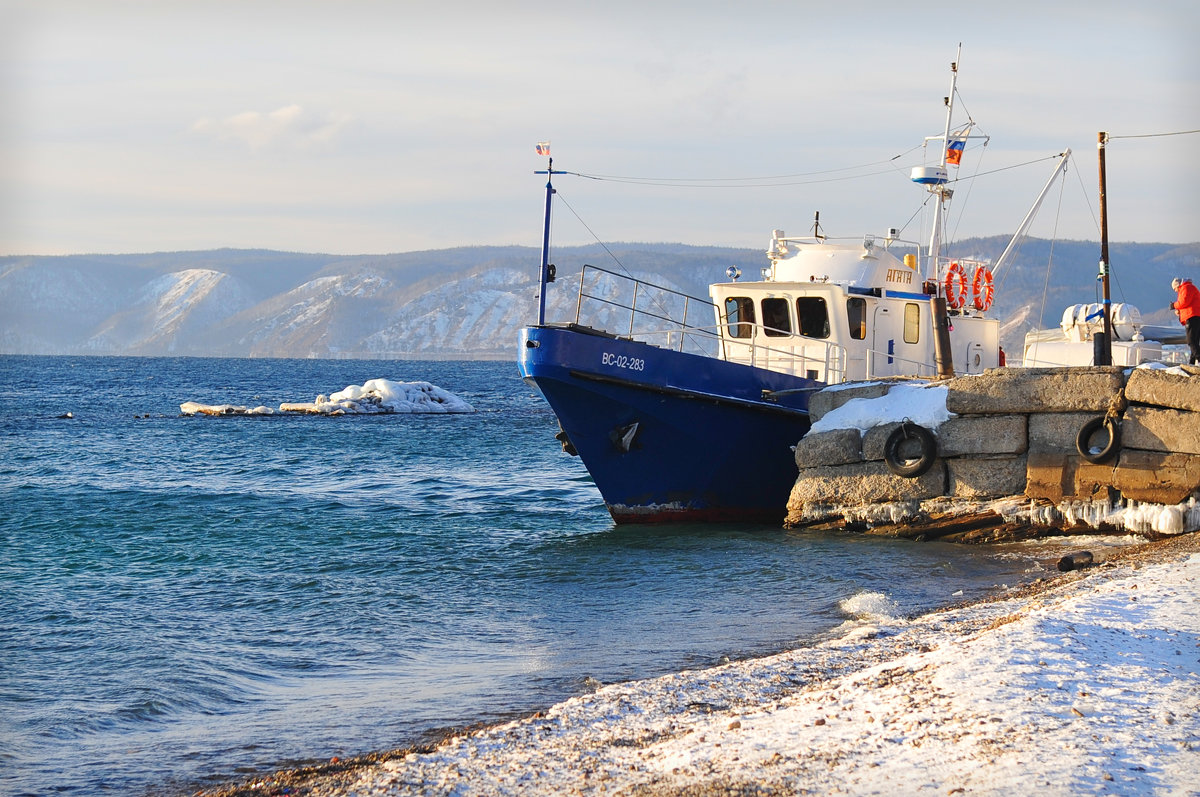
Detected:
left=761, top=298, right=791, bottom=337
left=795, top=297, right=830, bottom=339
left=725, top=297, right=755, bottom=339
left=903, top=303, right=920, bottom=344
left=846, top=297, right=866, bottom=340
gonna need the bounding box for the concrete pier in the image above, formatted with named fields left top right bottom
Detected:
left=785, top=365, right=1200, bottom=539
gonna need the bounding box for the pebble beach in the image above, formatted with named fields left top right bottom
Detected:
left=205, top=533, right=1200, bottom=796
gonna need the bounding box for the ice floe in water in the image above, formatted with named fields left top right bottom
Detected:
left=180, top=378, right=475, bottom=417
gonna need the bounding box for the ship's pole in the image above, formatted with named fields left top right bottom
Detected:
left=1096, top=132, right=1113, bottom=366
left=927, top=49, right=960, bottom=281
left=537, top=157, right=555, bottom=326
left=928, top=47, right=961, bottom=379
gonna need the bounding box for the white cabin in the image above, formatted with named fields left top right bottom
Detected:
left=709, top=231, right=1000, bottom=383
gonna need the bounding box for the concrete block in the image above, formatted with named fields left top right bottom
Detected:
left=938, top=415, right=1026, bottom=457
left=948, top=455, right=1028, bottom=498
left=1026, top=452, right=1078, bottom=502
left=787, top=460, right=946, bottom=510
left=808, top=382, right=895, bottom=423
left=1125, top=367, right=1200, bottom=412
left=943, top=367, right=1126, bottom=414
left=1122, top=406, right=1200, bottom=455
left=862, top=421, right=904, bottom=461
left=1113, top=450, right=1200, bottom=504
left=1074, top=459, right=1118, bottom=500
left=794, top=427, right=863, bottom=468
left=1028, top=411, right=1098, bottom=454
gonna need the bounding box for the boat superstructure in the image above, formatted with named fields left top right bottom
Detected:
left=710, top=229, right=1000, bottom=383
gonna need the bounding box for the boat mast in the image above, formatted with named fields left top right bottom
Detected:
left=927, top=44, right=961, bottom=281
left=535, top=153, right=558, bottom=326
left=1096, top=131, right=1113, bottom=365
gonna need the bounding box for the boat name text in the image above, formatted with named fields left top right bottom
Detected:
left=886, top=268, right=914, bottom=285
left=602, top=353, right=646, bottom=372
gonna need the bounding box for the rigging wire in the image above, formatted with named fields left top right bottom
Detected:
left=552, top=190, right=683, bottom=323
left=566, top=150, right=1056, bottom=192
left=1107, top=129, right=1200, bottom=140
left=945, top=132, right=989, bottom=247
left=572, top=145, right=928, bottom=188
left=1069, top=152, right=1101, bottom=239
left=553, top=190, right=629, bottom=275
left=1034, top=161, right=1070, bottom=331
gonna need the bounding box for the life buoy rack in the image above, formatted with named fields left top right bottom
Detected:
left=943, top=262, right=968, bottom=310
left=883, top=422, right=938, bottom=478
left=972, top=266, right=995, bottom=312
left=1076, top=415, right=1120, bottom=464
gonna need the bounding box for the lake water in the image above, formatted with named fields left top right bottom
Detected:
left=0, top=355, right=1050, bottom=795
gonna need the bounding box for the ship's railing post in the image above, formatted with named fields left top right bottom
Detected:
left=628, top=281, right=640, bottom=338
left=574, top=265, right=588, bottom=324
left=679, top=297, right=690, bottom=352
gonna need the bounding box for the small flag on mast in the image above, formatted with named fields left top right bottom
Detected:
left=536, top=141, right=551, bottom=156
left=946, top=135, right=966, bottom=166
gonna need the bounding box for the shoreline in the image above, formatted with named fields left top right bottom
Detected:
left=202, top=533, right=1200, bottom=796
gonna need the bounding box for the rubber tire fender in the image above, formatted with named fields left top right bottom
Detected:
left=883, top=422, right=938, bottom=478
left=1076, top=415, right=1120, bottom=464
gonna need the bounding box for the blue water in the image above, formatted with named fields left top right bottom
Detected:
left=1, top=356, right=1048, bottom=796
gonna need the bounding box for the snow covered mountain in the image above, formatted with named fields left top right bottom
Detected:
left=1, top=241, right=1196, bottom=359
left=0, top=245, right=754, bottom=359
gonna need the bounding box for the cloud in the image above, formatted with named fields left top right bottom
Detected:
left=192, top=105, right=351, bottom=150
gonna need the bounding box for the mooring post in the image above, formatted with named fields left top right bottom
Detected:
left=932, top=296, right=956, bottom=379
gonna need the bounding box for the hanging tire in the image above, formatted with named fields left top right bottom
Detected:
left=883, top=422, right=937, bottom=478
left=1076, top=416, right=1120, bottom=464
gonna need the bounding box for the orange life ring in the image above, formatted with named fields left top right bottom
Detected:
left=972, top=266, right=995, bottom=311
left=943, top=262, right=968, bottom=309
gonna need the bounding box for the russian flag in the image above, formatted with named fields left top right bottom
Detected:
left=536, top=141, right=550, bottom=156
left=946, top=137, right=965, bottom=166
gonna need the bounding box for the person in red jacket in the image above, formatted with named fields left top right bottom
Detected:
left=1171, top=277, right=1200, bottom=364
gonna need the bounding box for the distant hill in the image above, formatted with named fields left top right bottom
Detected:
left=2, top=240, right=1197, bottom=360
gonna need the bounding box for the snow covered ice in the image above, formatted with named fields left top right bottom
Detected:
left=180, top=378, right=475, bottom=416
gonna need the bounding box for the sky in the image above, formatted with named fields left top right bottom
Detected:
left=1, top=0, right=1197, bottom=256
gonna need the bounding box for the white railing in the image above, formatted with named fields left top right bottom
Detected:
left=572, top=265, right=847, bottom=381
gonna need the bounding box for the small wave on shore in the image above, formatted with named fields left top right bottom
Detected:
left=837, top=590, right=902, bottom=623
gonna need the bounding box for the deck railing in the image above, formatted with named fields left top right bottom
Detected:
left=571, top=265, right=848, bottom=381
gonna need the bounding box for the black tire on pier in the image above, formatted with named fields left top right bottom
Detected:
left=883, top=422, right=938, bottom=478
left=1076, top=415, right=1121, bottom=464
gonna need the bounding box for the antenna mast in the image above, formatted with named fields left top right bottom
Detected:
left=927, top=44, right=961, bottom=279
left=534, top=146, right=560, bottom=326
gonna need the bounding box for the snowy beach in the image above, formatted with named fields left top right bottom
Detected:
left=212, top=534, right=1200, bottom=797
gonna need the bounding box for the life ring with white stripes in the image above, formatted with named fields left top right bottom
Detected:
left=943, top=262, right=968, bottom=310
left=972, top=266, right=995, bottom=312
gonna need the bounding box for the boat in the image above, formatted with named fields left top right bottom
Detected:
left=518, top=50, right=1061, bottom=524
left=1021, top=302, right=1186, bottom=367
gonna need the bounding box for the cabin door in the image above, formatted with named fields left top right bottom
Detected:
left=870, top=306, right=892, bottom=378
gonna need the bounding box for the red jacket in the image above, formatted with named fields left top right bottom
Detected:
left=1174, top=279, right=1200, bottom=325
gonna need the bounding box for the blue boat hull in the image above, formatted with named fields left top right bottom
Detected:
left=518, top=325, right=819, bottom=523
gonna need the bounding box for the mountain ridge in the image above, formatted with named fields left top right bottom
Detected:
left=3, top=239, right=1198, bottom=360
